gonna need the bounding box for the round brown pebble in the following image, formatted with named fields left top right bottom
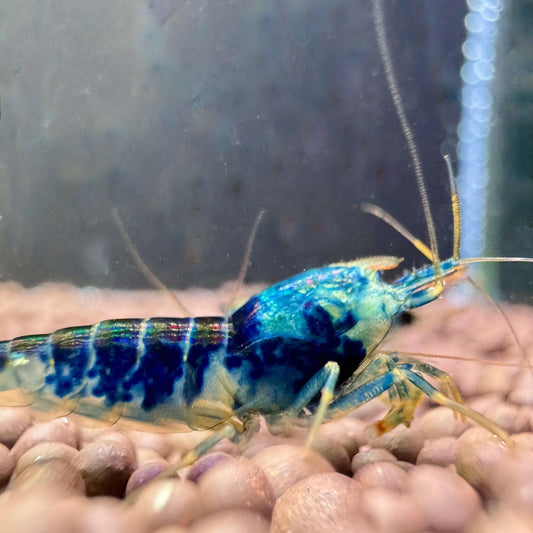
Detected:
left=14, top=441, right=78, bottom=477
left=417, top=406, right=470, bottom=440
left=45, top=496, right=92, bottom=533
left=271, top=472, right=367, bottom=533
left=73, top=437, right=137, bottom=497
left=394, top=460, right=415, bottom=472
left=366, top=423, right=424, bottom=463
left=126, top=460, right=169, bottom=495
left=131, top=479, right=202, bottom=530
left=353, top=460, right=408, bottom=491
left=416, top=436, right=459, bottom=467
left=185, top=451, right=232, bottom=483
left=166, top=447, right=184, bottom=467
left=484, top=402, right=530, bottom=434
left=477, top=364, right=517, bottom=396
left=241, top=432, right=291, bottom=458
left=316, top=416, right=368, bottom=457
left=351, top=447, right=397, bottom=473
left=361, top=488, right=427, bottom=533
left=456, top=427, right=510, bottom=495
left=467, top=393, right=503, bottom=415
left=78, top=426, right=108, bottom=446
left=198, top=456, right=275, bottom=517
left=521, top=406, right=533, bottom=432
left=509, top=432, right=533, bottom=451
left=488, top=450, right=533, bottom=510
left=136, top=446, right=166, bottom=467
left=81, top=496, right=144, bottom=533
left=407, top=464, right=482, bottom=532
left=470, top=505, right=533, bottom=533
left=310, top=435, right=352, bottom=475
left=189, top=509, right=270, bottom=533
left=10, top=457, right=85, bottom=495
left=95, top=430, right=135, bottom=452
left=0, top=407, right=33, bottom=448
left=0, top=443, right=15, bottom=486
left=508, top=371, right=533, bottom=406
left=251, top=444, right=334, bottom=497
left=10, top=418, right=79, bottom=460
left=127, top=430, right=174, bottom=459
left=0, top=490, right=82, bottom=533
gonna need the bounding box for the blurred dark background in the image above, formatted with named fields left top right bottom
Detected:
left=0, top=1, right=475, bottom=289
left=488, top=0, right=533, bottom=301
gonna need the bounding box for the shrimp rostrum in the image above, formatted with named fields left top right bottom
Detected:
left=0, top=246, right=517, bottom=466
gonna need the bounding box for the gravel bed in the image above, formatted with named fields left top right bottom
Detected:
left=0, top=282, right=532, bottom=532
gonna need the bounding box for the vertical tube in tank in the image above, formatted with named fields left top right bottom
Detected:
left=457, top=1, right=502, bottom=271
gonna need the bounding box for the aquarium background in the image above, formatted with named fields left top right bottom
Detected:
left=486, top=0, right=533, bottom=300
left=0, top=0, right=529, bottom=300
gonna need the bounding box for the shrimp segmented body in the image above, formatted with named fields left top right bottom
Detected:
left=0, top=254, right=511, bottom=465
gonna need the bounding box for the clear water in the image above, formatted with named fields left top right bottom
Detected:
left=0, top=1, right=530, bottom=302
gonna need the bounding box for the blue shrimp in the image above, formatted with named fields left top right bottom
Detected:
left=0, top=252, right=516, bottom=466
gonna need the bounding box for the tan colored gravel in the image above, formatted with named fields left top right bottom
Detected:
left=0, top=282, right=532, bottom=531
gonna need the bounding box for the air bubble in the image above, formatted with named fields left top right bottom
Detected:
left=462, top=38, right=482, bottom=61
left=460, top=63, right=478, bottom=85
left=465, top=12, right=485, bottom=33
left=467, top=0, right=485, bottom=12
left=474, top=59, right=495, bottom=81
left=481, top=6, right=501, bottom=22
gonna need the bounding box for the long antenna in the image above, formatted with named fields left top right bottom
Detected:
left=444, top=155, right=461, bottom=261
left=361, top=202, right=433, bottom=261
left=371, top=0, right=442, bottom=280
left=226, top=209, right=266, bottom=314
left=380, top=349, right=528, bottom=369
left=361, top=203, right=533, bottom=268
left=111, top=208, right=191, bottom=316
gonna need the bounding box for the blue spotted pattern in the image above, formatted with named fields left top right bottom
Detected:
left=91, top=319, right=142, bottom=405
left=0, top=255, right=460, bottom=428
left=125, top=318, right=185, bottom=409
left=51, top=327, right=91, bottom=397
left=183, top=317, right=228, bottom=404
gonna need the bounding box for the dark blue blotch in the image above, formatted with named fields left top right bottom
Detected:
left=292, top=377, right=305, bottom=392
left=249, top=367, right=262, bottom=380
left=0, top=343, right=8, bottom=372
left=338, top=311, right=357, bottom=331
left=52, top=336, right=91, bottom=398
left=224, top=355, right=242, bottom=369
left=246, top=353, right=264, bottom=380
left=247, top=337, right=324, bottom=384
left=91, top=384, right=104, bottom=398
left=337, top=337, right=366, bottom=384
left=302, top=303, right=337, bottom=346
left=341, top=337, right=365, bottom=359
left=126, top=320, right=184, bottom=410
left=91, top=321, right=140, bottom=405
left=229, top=297, right=262, bottom=350
left=183, top=342, right=219, bottom=404
left=240, top=337, right=286, bottom=377
left=259, top=342, right=278, bottom=365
